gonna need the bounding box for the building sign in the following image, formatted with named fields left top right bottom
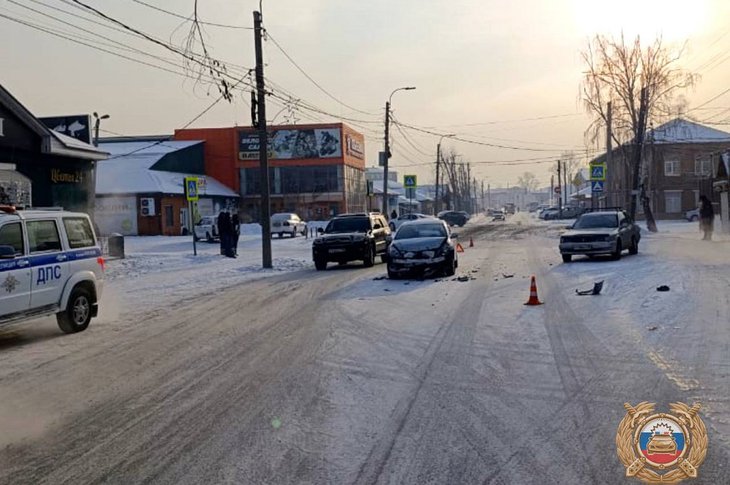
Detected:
left=39, top=115, right=92, bottom=144
left=95, top=196, right=138, bottom=235
left=50, top=168, right=84, bottom=184
left=345, top=134, right=364, bottom=159
left=239, top=128, right=342, bottom=160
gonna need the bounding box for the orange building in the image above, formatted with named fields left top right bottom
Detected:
left=175, top=123, right=367, bottom=221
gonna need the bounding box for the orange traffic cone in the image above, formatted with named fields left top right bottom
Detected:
left=469, top=237, right=474, bottom=248
left=524, top=276, right=543, bottom=306
left=456, top=242, right=465, bottom=253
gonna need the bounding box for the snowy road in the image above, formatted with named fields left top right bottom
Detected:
left=0, top=218, right=729, bottom=484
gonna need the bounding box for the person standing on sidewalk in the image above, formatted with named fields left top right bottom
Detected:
left=699, top=195, right=715, bottom=241
left=218, top=211, right=230, bottom=255
left=231, top=212, right=240, bottom=257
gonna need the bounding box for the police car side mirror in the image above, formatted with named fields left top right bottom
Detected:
left=0, top=245, right=16, bottom=259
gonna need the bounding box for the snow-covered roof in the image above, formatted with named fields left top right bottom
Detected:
left=48, top=130, right=109, bottom=160
left=96, top=140, right=238, bottom=198
left=651, top=119, right=730, bottom=144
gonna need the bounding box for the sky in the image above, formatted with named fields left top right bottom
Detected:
left=2, top=0, right=730, bottom=188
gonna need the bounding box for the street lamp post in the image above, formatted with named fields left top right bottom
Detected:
left=383, top=86, right=415, bottom=218
left=435, top=133, right=455, bottom=215
left=92, top=112, right=110, bottom=147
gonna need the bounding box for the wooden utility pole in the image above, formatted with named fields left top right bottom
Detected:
left=382, top=101, right=391, bottom=216
left=629, top=87, right=648, bottom=220
left=435, top=142, right=441, bottom=214
left=603, top=101, right=612, bottom=209
left=557, top=161, right=562, bottom=217
left=253, top=10, right=272, bottom=268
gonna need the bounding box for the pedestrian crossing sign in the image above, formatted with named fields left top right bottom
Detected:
left=404, top=175, right=417, bottom=189
left=590, top=163, right=606, bottom=181
left=591, top=180, right=605, bottom=192
left=185, top=177, right=199, bottom=201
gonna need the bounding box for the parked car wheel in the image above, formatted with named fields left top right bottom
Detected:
left=561, top=254, right=572, bottom=263
left=629, top=237, right=639, bottom=255
left=444, top=256, right=456, bottom=276
left=387, top=265, right=399, bottom=279
left=380, top=254, right=388, bottom=264
left=314, top=258, right=327, bottom=271
left=363, top=246, right=375, bottom=267
left=57, top=286, right=93, bottom=334
left=690, top=215, right=698, bottom=222
left=612, top=241, right=622, bottom=260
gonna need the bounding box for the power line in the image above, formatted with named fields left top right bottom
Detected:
left=105, top=76, right=251, bottom=160
left=266, top=30, right=379, bottom=116
left=130, top=0, right=252, bottom=29
left=417, top=112, right=584, bottom=129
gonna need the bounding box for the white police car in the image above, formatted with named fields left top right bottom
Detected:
left=0, top=206, right=105, bottom=334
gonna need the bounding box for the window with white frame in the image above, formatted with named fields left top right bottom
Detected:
left=694, top=157, right=712, bottom=176
left=664, top=191, right=682, bottom=214
left=664, top=160, right=681, bottom=176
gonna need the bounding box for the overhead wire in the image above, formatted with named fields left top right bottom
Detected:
left=130, top=0, right=252, bottom=30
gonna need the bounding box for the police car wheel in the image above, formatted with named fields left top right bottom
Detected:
left=57, top=287, right=93, bottom=334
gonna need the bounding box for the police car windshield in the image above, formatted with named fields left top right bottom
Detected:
left=573, top=213, right=618, bottom=229
left=325, top=218, right=370, bottom=233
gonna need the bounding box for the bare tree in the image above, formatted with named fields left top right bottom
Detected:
left=581, top=34, right=697, bottom=230
left=517, top=172, right=540, bottom=192
left=441, top=148, right=472, bottom=211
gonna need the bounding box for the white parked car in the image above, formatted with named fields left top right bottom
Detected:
left=194, top=215, right=219, bottom=242
left=388, top=213, right=433, bottom=232
left=0, top=206, right=105, bottom=334
left=271, top=213, right=307, bottom=238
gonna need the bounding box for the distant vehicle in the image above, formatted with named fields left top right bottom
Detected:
left=685, top=208, right=699, bottom=222
left=559, top=209, right=641, bottom=262
left=387, top=219, right=458, bottom=279
left=312, top=213, right=390, bottom=270
left=271, top=213, right=307, bottom=238
left=539, top=207, right=559, bottom=220
left=388, top=213, right=433, bottom=232
left=542, top=206, right=585, bottom=220
left=503, top=203, right=516, bottom=215
left=0, top=207, right=105, bottom=334
left=438, top=211, right=468, bottom=227
left=492, top=210, right=506, bottom=221
left=194, top=215, right=219, bottom=242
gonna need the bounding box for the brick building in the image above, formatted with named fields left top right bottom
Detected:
left=595, top=119, right=730, bottom=219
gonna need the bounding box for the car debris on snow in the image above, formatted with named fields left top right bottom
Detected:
left=657, top=285, right=670, bottom=292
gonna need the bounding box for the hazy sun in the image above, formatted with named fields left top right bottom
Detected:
left=572, top=0, right=709, bottom=42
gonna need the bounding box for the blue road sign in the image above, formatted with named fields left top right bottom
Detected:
left=403, top=174, right=417, bottom=189
left=590, top=163, right=606, bottom=181
left=591, top=180, right=605, bottom=192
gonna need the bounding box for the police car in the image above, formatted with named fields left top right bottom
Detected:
left=0, top=206, right=105, bottom=334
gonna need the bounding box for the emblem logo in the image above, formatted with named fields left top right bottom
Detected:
left=2, top=274, right=19, bottom=293
left=617, top=402, right=707, bottom=483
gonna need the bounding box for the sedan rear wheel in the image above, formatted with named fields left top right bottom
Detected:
left=363, top=246, right=375, bottom=267
left=612, top=240, right=622, bottom=260
left=562, top=254, right=572, bottom=263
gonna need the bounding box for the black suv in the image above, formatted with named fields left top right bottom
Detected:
left=312, top=213, right=391, bottom=270
left=438, top=210, right=468, bottom=227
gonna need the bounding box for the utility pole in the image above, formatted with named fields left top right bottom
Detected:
left=481, top=180, right=485, bottom=213
left=563, top=161, right=568, bottom=208
left=382, top=100, right=391, bottom=216
left=253, top=10, right=272, bottom=268
left=487, top=183, right=491, bottom=210
left=557, top=160, right=562, bottom=218
left=435, top=141, right=441, bottom=215
left=467, top=163, right=472, bottom=213
left=602, top=101, right=612, bottom=210
left=629, top=87, right=648, bottom=220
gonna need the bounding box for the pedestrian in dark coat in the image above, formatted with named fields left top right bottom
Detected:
left=231, top=213, right=240, bottom=257
left=218, top=211, right=231, bottom=255
left=699, top=195, right=715, bottom=241
left=390, top=209, right=398, bottom=220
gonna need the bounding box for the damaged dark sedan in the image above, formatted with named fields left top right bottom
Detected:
left=386, top=219, right=458, bottom=279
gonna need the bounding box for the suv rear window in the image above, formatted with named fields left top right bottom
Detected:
left=63, top=217, right=96, bottom=249
left=27, top=220, right=62, bottom=253
left=326, top=217, right=370, bottom=233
